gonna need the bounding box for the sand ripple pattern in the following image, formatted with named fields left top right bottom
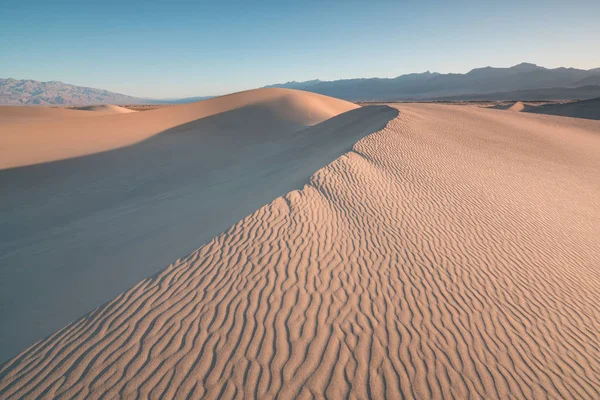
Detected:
left=1, top=104, right=600, bottom=399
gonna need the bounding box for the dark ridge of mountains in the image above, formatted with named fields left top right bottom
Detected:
left=4, top=63, right=600, bottom=105
left=430, top=85, right=600, bottom=102
left=266, top=63, right=600, bottom=101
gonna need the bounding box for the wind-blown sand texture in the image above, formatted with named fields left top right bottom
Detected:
left=1, top=99, right=599, bottom=399
left=0, top=89, right=395, bottom=363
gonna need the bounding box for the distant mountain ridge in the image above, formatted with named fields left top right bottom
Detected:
left=4, top=63, right=600, bottom=105
left=265, top=63, right=600, bottom=101
left=0, top=78, right=151, bottom=105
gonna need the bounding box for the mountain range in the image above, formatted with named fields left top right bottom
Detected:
left=2, top=63, right=600, bottom=105
left=266, top=63, right=600, bottom=101
left=0, top=78, right=150, bottom=105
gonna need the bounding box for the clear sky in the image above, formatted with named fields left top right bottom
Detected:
left=1, top=0, right=599, bottom=98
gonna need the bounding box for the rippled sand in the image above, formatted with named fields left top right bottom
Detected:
left=1, top=101, right=599, bottom=399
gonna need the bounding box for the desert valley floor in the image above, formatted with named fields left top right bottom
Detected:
left=0, top=89, right=599, bottom=399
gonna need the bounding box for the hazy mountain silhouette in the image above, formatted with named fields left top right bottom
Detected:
left=4, top=63, right=600, bottom=105
left=266, top=63, right=600, bottom=101
left=0, top=79, right=216, bottom=105
left=0, top=78, right=150, bottom=105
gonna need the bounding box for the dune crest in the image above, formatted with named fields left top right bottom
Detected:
left=1, top=104, right=599, bottom=399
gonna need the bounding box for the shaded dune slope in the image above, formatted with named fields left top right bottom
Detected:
left=1, top=104, right=599, bottom=399
left=0, top=90, right=396, bottom=363
left=0, top=88, right=359, bottom=170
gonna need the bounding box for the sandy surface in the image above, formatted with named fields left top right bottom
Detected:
left=0, top=89, right=395, bottom=364
left=1, top=101, right=599, bottom=399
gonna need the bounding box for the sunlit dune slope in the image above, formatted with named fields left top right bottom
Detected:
left=0, top=88, right=359, bottom=170
left=1, top=103, right=599, bottom=399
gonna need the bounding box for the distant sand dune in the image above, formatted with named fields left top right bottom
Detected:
left=488, top=100, right=530, bottom=112
left=1, top=103, right=599, bottom=399
left=0, top=88, right=359, bottom=170
left=525, top=97, right=600, bottom=120
left=488, top=97, right=600, bottom=120
left=0, top=90, right=395, bottom=363
left=70, top=104, right=137, bottom=114
left=0, top=106, right=104, bottom=121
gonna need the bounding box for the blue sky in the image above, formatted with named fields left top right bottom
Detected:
left=1, top=0, right=599, bottom=98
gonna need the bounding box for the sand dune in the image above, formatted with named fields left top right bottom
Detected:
left=1, top=102, right=599, bottom=399
left=0, top=88, right=359, bottom=170
left=489, top=100, right=528, bottom=112
left=488, top=97, right=600, bottom=120
left=70, top=104, right=137, bottom=114
left=0, top=104, right=135, bottom=122
left=0, top=106, right=102, bottom=121
left=0, top=89, right=395, bottom=363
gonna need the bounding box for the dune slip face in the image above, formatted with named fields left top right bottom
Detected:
left=1, top=103, right=599, bottom=399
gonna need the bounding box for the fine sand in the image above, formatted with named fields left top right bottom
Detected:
left=1, top=97, right=600, bottom=399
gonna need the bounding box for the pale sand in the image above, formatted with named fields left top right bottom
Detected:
left=0, top=88, right=359, bottom=170
left=0, top=89, right=395, bottom=363
left=1, top=102, right=599, bottom=399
